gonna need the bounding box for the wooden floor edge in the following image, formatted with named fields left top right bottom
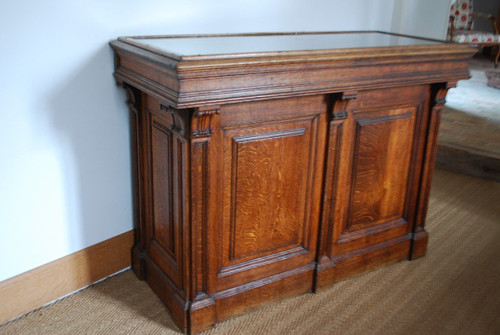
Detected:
left=0, top=230, right=134, bottom=325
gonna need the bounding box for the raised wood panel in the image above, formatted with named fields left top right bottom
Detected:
left=323, top=86, right=431, bottom=260
left=229, top=128, right=307, bottom=260
left=216, top=111, right=324, bottom=288
left=151, top=121, right=176, bottom=256
left=146, top=110, right=186, bottom=289
left=347, top=108, right=416, bottom=230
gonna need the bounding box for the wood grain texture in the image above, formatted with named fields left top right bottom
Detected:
left=229, top=128, right=306, bottom=259
left=0, top=231, right=133, bottom=324
left=214, top=99, right=325, bottom=292
left=411, top=83, right=456, bottom=259
left=111, top=31, right=474, bottom=334
left=144, top=99, right=188, bottom=291
left=224, top=122, right=312, bottom=262
left=151, top=120, right=176, bottom=256
left=348, top=108, right=415, bottom=229
left=317, top=86, right=431, bottom=285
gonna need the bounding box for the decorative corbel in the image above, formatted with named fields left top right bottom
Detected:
left=123, top=84, right=141, bottom=116
left=191, top=106, right=220, bottom=138
left=330, top=91, right=358, bottom=120
left=159, top=103, right=188, bottom=137
left=431, top=81, right=457, bottom=111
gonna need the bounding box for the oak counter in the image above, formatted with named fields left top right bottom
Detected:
left=110, top=31, right=474, bottom=334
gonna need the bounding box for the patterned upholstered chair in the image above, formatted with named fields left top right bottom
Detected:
left=448, top=0, right=500, bottom=67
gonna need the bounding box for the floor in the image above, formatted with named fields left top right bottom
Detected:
left=437, top=55, right=500, bottom=181
left=1, top=169, right=499, bottom=335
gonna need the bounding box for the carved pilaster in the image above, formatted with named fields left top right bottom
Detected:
left=189, top=105, right=220, bottom=319
left=315, top=91, right=358, bottom=285
left=410, top=81, right=456, bottom=260
left=122, top=84, right=146, bottom=279
left=191, top=107, right=220, bottom=138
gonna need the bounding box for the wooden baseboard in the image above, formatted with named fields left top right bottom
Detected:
left=0, top=230, right=134, bottom=324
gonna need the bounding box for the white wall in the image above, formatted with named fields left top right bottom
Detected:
left=1, top=0, right=448, bottom=283
left=392, top=0, right=453, bottom=40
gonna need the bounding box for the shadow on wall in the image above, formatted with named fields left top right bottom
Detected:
left=47, top=44, right=133, bottom=257
left=47, top=44, right=173, bottom=329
